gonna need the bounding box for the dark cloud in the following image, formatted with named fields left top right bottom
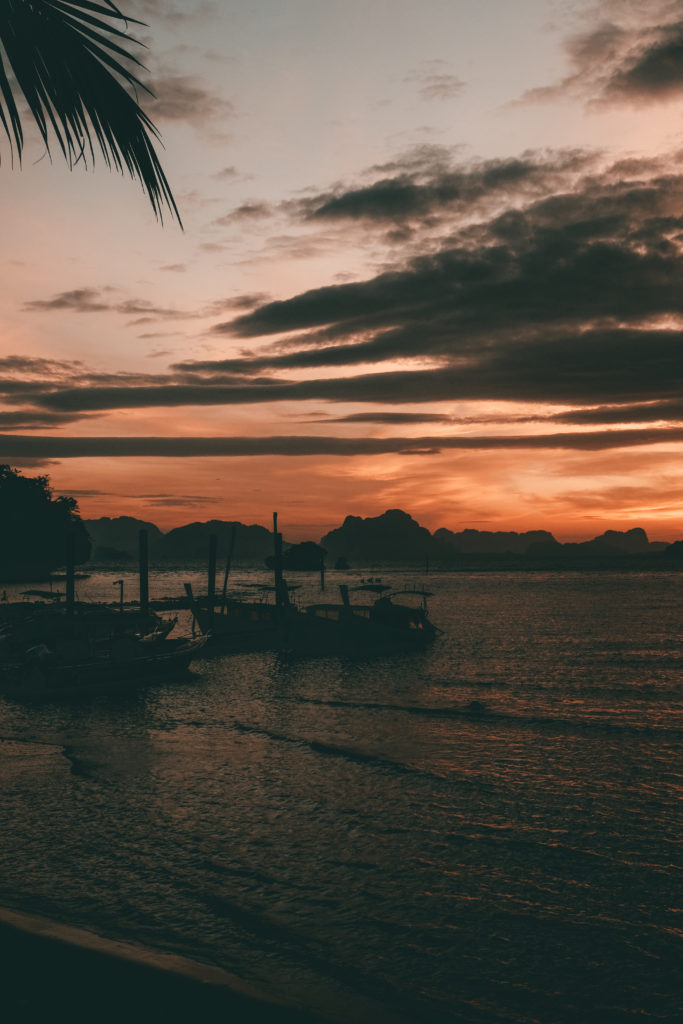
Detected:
left=24, top=288, right=192, bottom=319
left=2, top=427, right=683, bottom=459
left=0, top=355, right=85, bottom=377
left=2, top=457, right=60, bottom=469
left=549, top=398, right=683, bottom=425
left=214, top=202, right=274, bottom=226
left=604, top=22, right=683, bottom=102
left=142, top=494, right=223, bottom=507
left=31, top=328, right=683, bottom=412
left=296, top=150, right=591, bottom=224
left=177, top=157, right=683, bottom=412
left=24, top=289, right=109, bottom=313
left=6, top=152, right=683, bottom=447
left=0, top=411, right=90, bottom=429
left=325, top=412, right=456, bottom=424
left=521, top=13, right=683, bottom=107
left=145, top=74, right=234, bottom=126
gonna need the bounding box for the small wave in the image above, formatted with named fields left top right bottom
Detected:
left=199, top=891, right=443, bottom=1021
left=280, top=696, right=683, bottom=739
left=233, top=721, right=446, bottom=779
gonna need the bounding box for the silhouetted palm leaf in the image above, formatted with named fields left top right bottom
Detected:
left=0, top=0, right=180, bottom=223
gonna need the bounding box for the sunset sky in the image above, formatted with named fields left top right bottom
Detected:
left=2, top=0, right=683, bottom=540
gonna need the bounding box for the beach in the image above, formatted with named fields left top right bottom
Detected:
left=0, top=907, right=333, bottom=1024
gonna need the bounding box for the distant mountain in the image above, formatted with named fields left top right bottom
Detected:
left=591, top=528, right=667, bottom=553
left=159, top=520, right=276, bottom=563
left=432, top=528, right=557, bottom=556
left=85, top=517, right=276, bottom=564
left=85, top=517, right=164, bottom=561
left=84, top=510, right=678, bottom=568
left=530, top=528, right=667, bottom=561
left=664, top=540, right=683, bottom=559
left=322, top=509, right=432, bottom=564
left=266, top=541, right=326, bottom=571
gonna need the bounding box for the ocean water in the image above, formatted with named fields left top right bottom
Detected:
left=1, top=569, right=682, bottom=1022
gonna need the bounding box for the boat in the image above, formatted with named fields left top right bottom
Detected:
left=0, top=633, right=207, bottom=699
left=0, top=599, right=175, bottom=657
left=184, top=582, right=301, bottom=650
left=185, top=515, right=441, bottom=655
left=188, top=580, right=439, bottom=655
left=297, top=583, right=440, bottom=652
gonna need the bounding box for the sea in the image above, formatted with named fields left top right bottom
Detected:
left=0, top=567, right=681, bottom=1023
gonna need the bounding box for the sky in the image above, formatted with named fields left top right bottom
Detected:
left=2, top=0, right=683, bottom=540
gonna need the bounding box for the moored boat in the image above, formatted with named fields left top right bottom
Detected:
left=0, top=634, right=207, bottom=700
left=186, top=514, right=442, bottom=656
left=297, top=583, right=439, bottom=652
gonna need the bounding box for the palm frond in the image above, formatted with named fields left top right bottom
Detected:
left=0, top=0, right=181, bottom=224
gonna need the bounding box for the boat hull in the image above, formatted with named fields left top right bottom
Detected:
left=0, top=636, right=206, bottom=700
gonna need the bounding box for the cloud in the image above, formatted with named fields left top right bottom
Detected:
left=9, top=150, right=683, bottom=420
left=603, top=22, right=683, bottom=103
left=0, top=411, right=91, bottom=429
left=549, top=398, right=683, bottom=425
left=140, top=493, right=223, bottom=507
left=2, top=427, right=683, bottom=459
left=171, top=154, right=683, bottom=413
left=405, top=64, right=466, bottom=102
left=520, top=10, right=683, bottom=107
left=23, top=289, right=109, bottom=313
left=145, top=73, right=234, bottom=127
left=0, top=355, right=85, bottom=377
left=2, top=457, right=60, bottom=469
left=24, top=288, right=193, bottom=320
left=295, top=149, right=591, bottom=225
left=214, top=202, right=274, bottom=225
left=127, top=1, right=220, bottom=31
left=6, top=150, right=683, bottom=452
left=325, top=412, right=456, bottom=424
left=214, top=165, right=238, bottom=180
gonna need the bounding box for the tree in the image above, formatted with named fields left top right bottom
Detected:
left=0, top=0, right=180, bottom=222
left=0, top=464, right=91, bottom=580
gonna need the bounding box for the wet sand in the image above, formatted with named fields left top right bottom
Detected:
left=0, top=907, right=331, bottom=1023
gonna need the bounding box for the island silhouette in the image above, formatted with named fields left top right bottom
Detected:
left=3, top=464, right=682, bottom=581
left=84, top=508, right=681, bottom=572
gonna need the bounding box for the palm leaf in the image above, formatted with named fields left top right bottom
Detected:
left=0, top=0, right=181, bottom=224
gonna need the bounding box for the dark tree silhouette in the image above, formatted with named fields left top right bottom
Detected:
left=0, top=0, right=180, bottom=222
left=0, top=464, right=91, bottom=580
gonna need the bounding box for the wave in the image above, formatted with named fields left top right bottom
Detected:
left=276, top=697, right=683, bottom=739
left=233, top=721, right=447, bottom=779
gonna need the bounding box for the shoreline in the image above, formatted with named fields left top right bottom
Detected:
left=0, top=906, right=332, bottom=1023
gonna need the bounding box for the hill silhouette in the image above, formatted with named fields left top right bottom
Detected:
left=82, top=510, right=683, bottom=569
left=321, top=510, right=432, bottom=564
left=85, top=516, right=164, bottom=562
left=85, top=518, right=276, bottom=564
left=432, top=527, right=556, bottom=556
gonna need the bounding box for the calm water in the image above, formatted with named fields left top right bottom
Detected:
left=1, top=570, right=682, bottom=1022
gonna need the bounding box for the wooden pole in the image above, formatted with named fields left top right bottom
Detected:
left=219, top=525, right=237, bottom=615
left=272, top=512, right=285, bottom=610
left=208, top=533, right=217, bottom=625
left=139, top=529, right=149, bottom=619
left=65, top=528, right=75, bottom=621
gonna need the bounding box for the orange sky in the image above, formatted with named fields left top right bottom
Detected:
left=2, top=0, right=683, bottom=542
